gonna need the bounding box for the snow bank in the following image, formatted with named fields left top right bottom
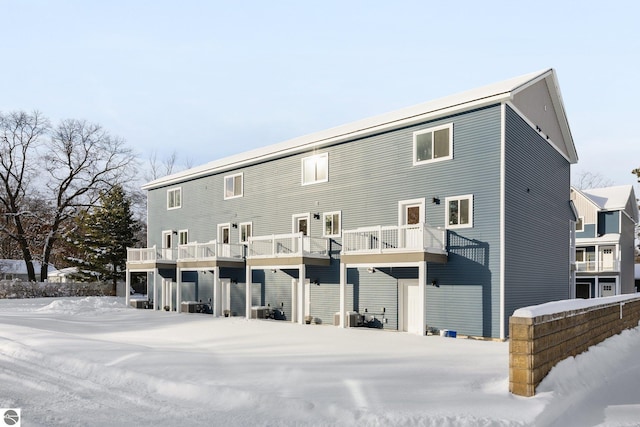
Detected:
left=35, top=296, right=128, bottom=315
left=1, top=297, right=639, bottom=426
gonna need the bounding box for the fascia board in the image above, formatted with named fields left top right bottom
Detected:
left=505, top=101, right=573, bottom=163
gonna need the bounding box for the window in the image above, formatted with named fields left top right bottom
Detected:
left=575, top=248, right=585, bottom=262
left=167, top=187, right=182, bottom=209
left=178, top=230, right=188, bottom=245
left=446, top=195, right=473, bottom=228
left=323, top=211, right=341, bottom=237
left=224, top=173, right=243, bottom=199
left=576, top=216, right=584, bottom=232
left=413, top=123, right=453, bottom=165
left=239, top=222, right=252, bottom=243
left=302, top=153, right=328, bottom=185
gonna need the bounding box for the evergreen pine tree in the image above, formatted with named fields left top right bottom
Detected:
left=70, top=185, right=140, bottom=289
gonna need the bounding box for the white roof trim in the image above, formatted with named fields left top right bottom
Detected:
left=143, top=68, right=568, bottom=190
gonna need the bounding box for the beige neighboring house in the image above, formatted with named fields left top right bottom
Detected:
left=0, top=259, right=56, bottom=282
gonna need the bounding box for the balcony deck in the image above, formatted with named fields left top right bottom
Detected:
left=127, top=241, right=245, bottom=271
left=246, top=233, right=330, bottom=267
left=341, top=223, right=447, bottom=264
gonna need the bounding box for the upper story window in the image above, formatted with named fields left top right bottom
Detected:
left=446, top=194, right=473, bottom=229
left=167, top=187, right=182, bottom=210
left=302, top=153, right=328, bottom=185
left=224, top=173, right=243, bottom=199
left=239, top=222, right=252, bottom=243
left=413, top=123, right=453, bottom=165
left=576, top=216, right=584, bottom=232
left=323, top=211, right=341, bottom=237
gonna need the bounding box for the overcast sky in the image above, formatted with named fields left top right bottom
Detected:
left=2, top=1, right=639, bottom=189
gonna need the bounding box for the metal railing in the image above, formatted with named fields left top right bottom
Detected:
left=247, top=233, right=329, bottom=258
left=341, top=223, right=446, bottom=254
left=177, top=240, right=244, bottom=261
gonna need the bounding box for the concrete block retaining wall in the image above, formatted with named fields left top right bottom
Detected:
left=509, top=295, right=640, bottom=397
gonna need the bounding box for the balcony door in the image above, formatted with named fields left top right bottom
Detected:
left=292, top=213, right=311, bottom=252
left=217, top=224, right=231, bottom=257
left=162, top=230, right=174, bottom=260
left=600, top=246, right=615, bottom=271
left=399, top=199, right=425, bottom=249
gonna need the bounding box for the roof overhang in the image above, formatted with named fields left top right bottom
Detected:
left=143, top=68, right=576, bottom=190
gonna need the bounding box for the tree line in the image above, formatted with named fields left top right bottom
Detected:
left=0, top=110, right=144, bottom=284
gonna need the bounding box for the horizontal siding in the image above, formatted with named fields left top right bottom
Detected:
left=145, top=105, right=504, bottom=337
left=503, top=105, right=572, bottom=334
left=307, top=283, right=354, bottom=325
left=425, top=284, right=483, bottom=336
left=576, top=224, right=596, bottom=239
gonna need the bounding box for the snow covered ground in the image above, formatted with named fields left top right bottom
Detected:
left=1, top=297, right=639, bottom=426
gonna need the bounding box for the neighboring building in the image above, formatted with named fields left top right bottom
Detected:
left=47, top=267, right=80, bottom=283
left=635, top=264, right=640, bottom=293
left=126, top=68, right=578, bottom=339
left=0, top=259, right=56, bottom=282
left=571, top=185, right=639, bottom=298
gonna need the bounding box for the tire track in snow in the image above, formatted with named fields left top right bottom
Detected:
left=0, top=338, right=254, bottom=426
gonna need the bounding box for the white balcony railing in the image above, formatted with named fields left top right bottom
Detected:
left=247, top=233, right=329, bottom=259
left=127, top=245, right=177, bottom=263
left=575, top=260, right=620, bottom=272
left=177, top=240, right=244, bottom=261
left=341, top=223, right=446, bottom=255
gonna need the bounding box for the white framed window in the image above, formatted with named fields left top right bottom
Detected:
left=446, top=195, right=473, bottom=229
left=302, top=153, right=328, bottom=185
left=239, top=222, right=253, bottom=243
left=413, top=123, right=453, bottom=165
left=178, top=229, right=188, bottom=245
left=224, top=173, right=243, bottom=199
left=167, top=187, right=182, bottom=210
left=323, top=211, right=341, bottom=237
left=575, top=248, right=585, bottom=262
left=576, top=216, right=584, bottom=232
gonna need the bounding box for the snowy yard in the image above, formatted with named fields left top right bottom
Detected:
left=1, top=297, right=639, bottom=426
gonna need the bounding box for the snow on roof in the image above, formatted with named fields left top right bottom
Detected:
left=143, top=68, right=572, bottom=190
left=582, top=185, right=634, bottom=210
left=0, top=259, right=56, bottom=275
left=48, top=267, right=79, bottom=277
left=581, top=185, right=639, bottom=222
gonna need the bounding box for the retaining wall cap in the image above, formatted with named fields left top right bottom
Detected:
left=512, top=295, right=640, bottom=318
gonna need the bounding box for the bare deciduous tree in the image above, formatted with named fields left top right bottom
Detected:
left=0, top=111, right=136, bottom=281
left=147, top=150, right=177, bottom=181
left=0, top=111, right=50, bottom=280
left=40, top=119, right=136, bottom=280
left=573, top=171, right=614, bottom=190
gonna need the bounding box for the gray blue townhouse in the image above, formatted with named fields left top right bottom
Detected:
left=570, top=185, right=638, bottom=298
left=126, top=68, right=578, bottom=340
